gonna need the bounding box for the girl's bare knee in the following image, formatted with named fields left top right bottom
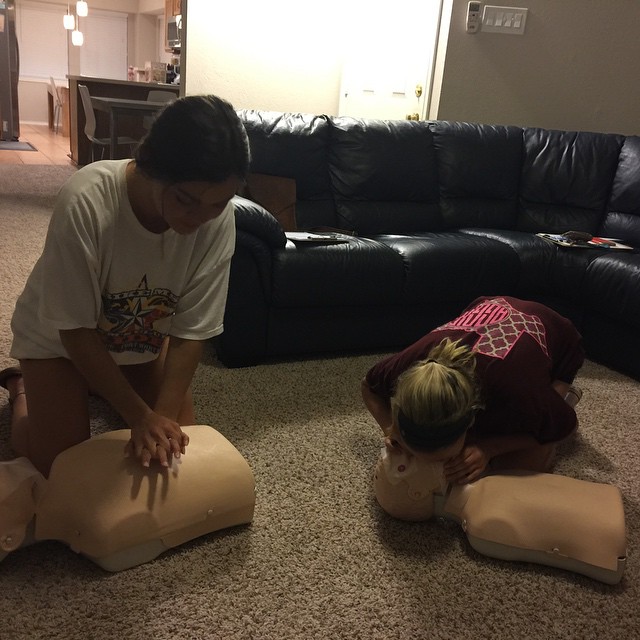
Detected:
left=19, top=358, right=90, bottom=476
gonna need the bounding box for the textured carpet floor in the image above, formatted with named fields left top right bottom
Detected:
left=0, top=164, right=638, bottom=640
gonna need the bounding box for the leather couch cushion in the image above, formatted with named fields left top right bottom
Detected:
left=238, top=110, right=331, bottom=197
left=329, top=118, right=441, bottom=235
left=238, top=110, right=336, bottom=229
left=270, top=238, right=405, bottom=307
left=459, top=228, right=555, bottom=294
left=519, top=128, right=624, bottom=233
left=582, top=253, right=640, bottom=327
left=432, top=121, right=522, bottom=229
left=458, top=228, right=603, bottom=304
left=581, top=251, right=640, bottom=378
left=372, top=232, right=520, bottom=303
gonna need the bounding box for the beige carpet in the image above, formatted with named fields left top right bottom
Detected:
left=0, top=165, right=638, bottom=640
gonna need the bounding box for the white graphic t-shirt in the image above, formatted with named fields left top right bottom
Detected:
left=11, top=160, right=236, bottom=364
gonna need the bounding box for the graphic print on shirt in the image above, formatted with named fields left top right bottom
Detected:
left=97, top=275, right=178, bottom=355
left=434, top=297, right=548, bottom=359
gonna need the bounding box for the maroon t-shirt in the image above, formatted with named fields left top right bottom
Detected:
left=366, top=296, right=585, bottom=444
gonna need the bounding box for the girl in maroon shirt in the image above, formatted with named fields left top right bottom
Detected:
left=362, top=296, right=584, bottom=484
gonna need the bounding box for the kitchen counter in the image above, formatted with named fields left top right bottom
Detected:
left=67, top=76, right=180, bottom=166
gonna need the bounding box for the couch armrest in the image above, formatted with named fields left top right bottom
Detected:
left=232, top=195, right=287, bottom=249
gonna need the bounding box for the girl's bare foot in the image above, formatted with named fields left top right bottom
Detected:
left=0, top=366, right=25, bottom=405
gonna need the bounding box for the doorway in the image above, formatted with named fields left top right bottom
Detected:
left=338, top=1, right=444, bottom=121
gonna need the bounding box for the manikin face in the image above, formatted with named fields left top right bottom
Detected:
left=158, top=176, right=242, bottom=235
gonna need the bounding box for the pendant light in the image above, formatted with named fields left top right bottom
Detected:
left=71, top=29, right=84, bottom=46
left=63, top=5, right=75, bottom=30
left=76, top=1, right=88, bottom=17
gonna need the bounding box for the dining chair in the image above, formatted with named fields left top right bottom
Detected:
left=142, top=90, right=176, bottom=132
left=77, top=84, right=138, bottom=163
left=49, top=77, right=63, bottom=134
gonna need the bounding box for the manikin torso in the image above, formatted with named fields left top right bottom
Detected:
left=373, top=444, right=626, bottom=584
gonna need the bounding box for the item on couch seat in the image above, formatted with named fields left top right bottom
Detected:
left=373, top=447, right=627, bottom=584
left=286, top=231, right=350, bottom=245
left=537, top=232, right=633, bottom=251
left=242, top=173, right=297, bottom=231
left=562, top=231, right=623, bottom=247
left=563, top=230, right=594, bottom=242
left=0, top=426, right=256, bottom=571
left=308, top=226, right=358, bottom=237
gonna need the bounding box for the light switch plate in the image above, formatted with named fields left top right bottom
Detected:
left=482, top=5, right=528, bottom=34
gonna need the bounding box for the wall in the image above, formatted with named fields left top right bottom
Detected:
left=183, top=0, right=344, bottom=114
left=185, top=0, right=640, bottom=135
left=128, top=12, right=166, bottom=70
left=434, top=0, right=640, bottom=135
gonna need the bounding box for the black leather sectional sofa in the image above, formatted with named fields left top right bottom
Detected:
left=216, top=111, right=640, bottom=379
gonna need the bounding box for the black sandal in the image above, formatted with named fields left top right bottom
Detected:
left=0, top=366, right=22, bottom=390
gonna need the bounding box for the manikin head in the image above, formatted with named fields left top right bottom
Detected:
left=374, top=340, right=481, bottom=521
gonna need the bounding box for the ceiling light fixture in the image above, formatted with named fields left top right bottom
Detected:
left=63, top=5, right=75, bottom=30
left=76, top=1, right=88, bottom=17
left=71, top=28, right=84, bottom=46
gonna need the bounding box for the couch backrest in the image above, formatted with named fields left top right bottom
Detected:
left=431, top=121, right=522, bottom=230
left=519, top=128, right=624, bottom=234
left=239, top=110, right=636, bottom=241
left=329, top=117, right=441, bottom=235
left=238, top=110, right=337, bottom=229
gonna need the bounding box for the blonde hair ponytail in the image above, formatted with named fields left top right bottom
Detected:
left=391, top=339, right=481, bottom=449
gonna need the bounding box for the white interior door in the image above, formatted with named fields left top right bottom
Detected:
left=339, top=1, right=443, bottom=121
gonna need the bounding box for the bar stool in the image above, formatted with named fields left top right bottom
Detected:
left=142, top=90, right=176, bottom=132
left=77, top=84, right=138, bottom=162
left=49, top=77, right=63, bottom=134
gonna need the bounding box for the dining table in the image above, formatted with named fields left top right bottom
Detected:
left=90, top=96, right=169, bottom=159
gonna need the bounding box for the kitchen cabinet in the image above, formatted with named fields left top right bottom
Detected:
left=166, top=0, right=181, bottom=18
